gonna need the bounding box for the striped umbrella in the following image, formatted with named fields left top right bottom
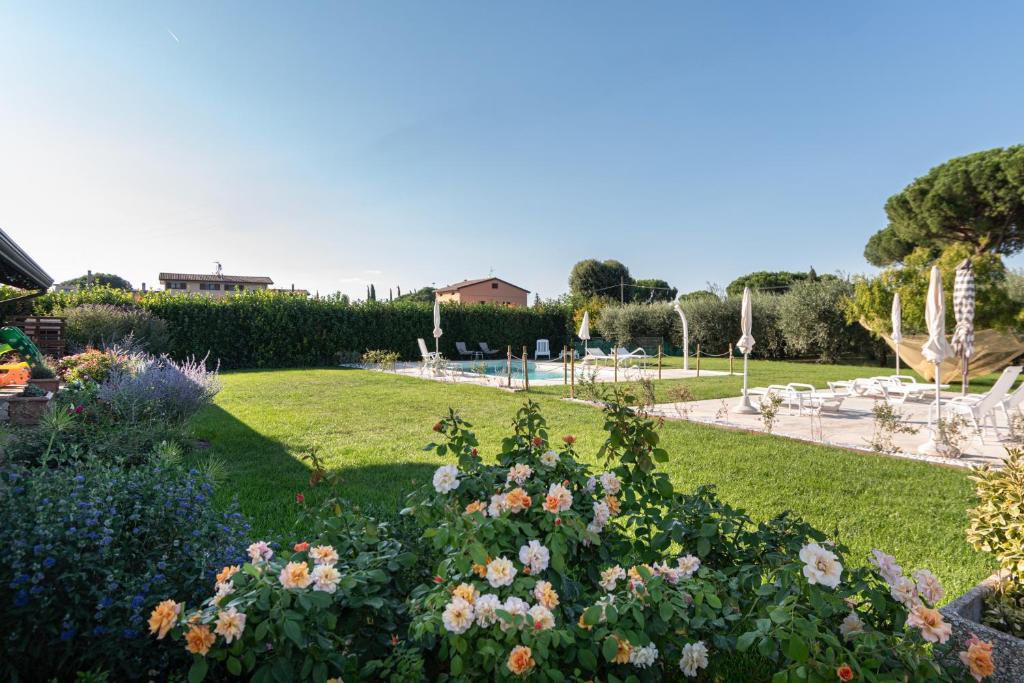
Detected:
left=951, top=258, right=976, bottom=395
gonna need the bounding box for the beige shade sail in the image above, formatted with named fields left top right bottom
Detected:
left=862, top=320, right=1024, bottom=382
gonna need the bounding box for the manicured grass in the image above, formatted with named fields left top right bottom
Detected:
left=191, top=365, right=995, bottom=602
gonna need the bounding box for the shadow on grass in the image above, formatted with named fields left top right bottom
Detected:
left=188, top=404, right=433, bottom=540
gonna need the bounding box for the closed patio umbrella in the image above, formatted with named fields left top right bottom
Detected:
left=735, top=287, right=758, bottom=413
left=951, top=258, right=975, bottom=396
left=891, top=292, right=902, bottom=374
left=578, top=310, right=591, bottom=354
left=432, top=299, right=443, bottom=356
left=672, top=302, right=690, bottom=371
left=918, top=265, right=952, bottom=454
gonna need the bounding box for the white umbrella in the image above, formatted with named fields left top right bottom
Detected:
left=577, top=310, right=591, bottom=354
left=891, top=292, right=902, bottom=375
left=672, top=302, right=689, bottom=370
left=951, top=258, right=976, bottom=396
left=918, top=265, right=952, bottom=454
left=432, top=299, right=443, bottom=356
left=735, top=287, right=758, bottom=413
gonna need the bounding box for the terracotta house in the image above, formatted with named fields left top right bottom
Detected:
left=159, top=272, right=274, bottom=298
left=434, top=277, right=530, bottom=307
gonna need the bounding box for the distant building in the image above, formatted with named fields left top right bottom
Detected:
left=434, top=277, right=530, bottom=307
left=158, top=272, right=273, bottom=297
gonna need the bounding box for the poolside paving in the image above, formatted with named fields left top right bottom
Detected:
left=648, top=393, right=1012, bottom=468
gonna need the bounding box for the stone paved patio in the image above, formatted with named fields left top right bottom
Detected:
left=648, top=392, right=1014, bottom=468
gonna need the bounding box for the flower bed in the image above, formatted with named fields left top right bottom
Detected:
left=146, top=393, right=993, bottom=681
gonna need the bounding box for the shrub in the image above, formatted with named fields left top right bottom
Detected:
left=98, top=353, right=221, bottom=423
left=57, top=349, right=125, bottom=385
left=0, top=462, right=251, bottom=680
left=966, top=448, right=1024, bottom=636
left=35, top=288, right=572, bottom=369
left=677, top=292, right=788, bottom=358
left=396, top=398, right=971, bottom=681
left=778, top=279, right=874, bottom=362
left=597, top=302, right=678, bottom=347
left=148, top=498, right=418, bottom=682
left=63, top=304, right=170, bottom=354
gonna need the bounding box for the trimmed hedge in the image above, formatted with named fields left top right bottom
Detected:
left=30, top=289, right=572, bottom=369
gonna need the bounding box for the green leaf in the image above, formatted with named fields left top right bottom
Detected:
left=188, top=658, right=208, bottom=683
left=451, top=654, right=463, bottom=676
left=226, top=656, right=242, bottom=676
left=736, top=631, right=757, bottom=652
left=658, top=601, right=673, bottom=622
left=583, top=605, right=602, bottom=626
left=602, top=636, right=620, bottom=662
left=784, top=635, right=809, bottom=662
left=282, top=619, right=305, bottom=648
left=706, top=592, right=722, bottom=609
left=769, top=607, right=790, bottom=624
left=578, top=648, right=598, bottom=670
left=696, top=537, right=711, bottom=557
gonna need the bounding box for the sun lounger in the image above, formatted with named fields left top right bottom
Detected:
left=582, top=348, right=613, bottom=363
left=478, top=342, right=501, bottom=357
left=455, top=342, right=480, bottom=359
left=943, top=366, right=1022, bottom=442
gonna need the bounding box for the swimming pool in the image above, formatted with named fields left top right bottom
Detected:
left=449, top=359, right=565, bottom=381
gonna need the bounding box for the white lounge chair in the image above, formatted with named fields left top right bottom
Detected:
left=613, top=347, right=647, bottom=361
left=887, top=374, right=949, bottom=399
left=946, top=366, right=1022, bottom=406
left=828, top=378, right=911, bottom=406
left=998, top=381, right=1024, bottom=426
left=417, top=338, right=440, bottom=362
left=582, top=348, right=613, bottom=363
left=534, top=339, right=551, bottom=360
left=943, top=366, right=1022, bottom=443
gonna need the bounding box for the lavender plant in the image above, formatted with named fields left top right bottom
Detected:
left=98, top=353, right=221, bottom=423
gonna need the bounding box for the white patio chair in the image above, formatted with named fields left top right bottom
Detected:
left=534, top=339, right=551, bottom=360
left=998, top=381, right=1024, bottom=426
left=942, top=367, right=1022, bottom=443
left=417, top=338, right=440, bottom=362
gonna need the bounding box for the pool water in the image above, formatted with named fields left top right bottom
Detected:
left=450, top=359, right=565, bottom=381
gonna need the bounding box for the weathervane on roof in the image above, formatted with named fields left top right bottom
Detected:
left=214, top=261, right=223, bottom=276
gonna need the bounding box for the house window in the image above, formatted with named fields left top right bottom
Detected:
left=200, top=283, right=221, bottom=291
left=167, top=281, right=187, bottom=290
left=491, top=282, right=499, bottom=289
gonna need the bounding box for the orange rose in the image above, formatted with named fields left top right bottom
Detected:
left=611, top=636, right=632, bottom=664
left=562, top=435, right=576, bottom=445
left=836, top=663, right=854, bottom=681
left=604, top=495, right=620, bottom=515
left=293, top=541, right=310, bottom=552
left=507, top=645, right=535, bottom=676
left=542, top=495, right=561, bottom=514
left=184, top=624, right=216, bottom=655
left=959, top=638, right=995, bottom=681
left=472, top=563, right=487, bottom=578
left=148, top=599, right=182, bottom=640
left=505, top=488, right=532, bottom=512
left=215, top=565, right=240, bottom=585
left=464, top=500, right=487, bottom=515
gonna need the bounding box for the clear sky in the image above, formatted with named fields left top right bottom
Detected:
left=1, top=2, right=1022, bottom=299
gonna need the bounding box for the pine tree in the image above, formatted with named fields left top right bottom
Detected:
left=397, top=285, right=402, bottom=297
left=369, top=284, right=377, bottom=301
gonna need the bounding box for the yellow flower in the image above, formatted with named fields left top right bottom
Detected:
left=452, top=582, right=479, bottom=605
left=505, top=487, right=532, bottom=513
left=214, top=607, right=247, bottom=644
left=147, top=599, right=181, bottom=640
left=471, top=562, right=488, bottom=579
left=279, top=561, right=313, bottom=589
left=611, top=635, right=632, bottom=664
left=184, top=624, right=216, bottom=655
left=507, top=645, right=535, bottom=676
left=216, top=565, right=241, bottom=584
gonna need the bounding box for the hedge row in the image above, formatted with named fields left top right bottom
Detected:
left=30, top=289, right=573, bottom=369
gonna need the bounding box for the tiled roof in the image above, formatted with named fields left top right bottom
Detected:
left=158, top=273, right=274, bottom=285
left=435, top=277, right=529, bottom=294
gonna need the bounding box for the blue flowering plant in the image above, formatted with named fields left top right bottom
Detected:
left=0, top=461, right=250, bottom=680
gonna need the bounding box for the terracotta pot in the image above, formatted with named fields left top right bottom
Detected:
left=7, top=393, right=52, bottom=426
left=940, top=573, right=1024, bottom=681
left=29, top=378, right=60, bottom=393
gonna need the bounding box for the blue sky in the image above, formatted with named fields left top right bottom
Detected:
left=1, top=2, right=1022, bottom=299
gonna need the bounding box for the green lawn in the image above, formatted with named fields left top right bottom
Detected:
left=191, top=364, right=995, bottom=602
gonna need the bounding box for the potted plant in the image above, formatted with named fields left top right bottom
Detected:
left=940, top=448, right=1024, bottom=680
left=28, top=357, right=60, bottom=394
left=7, top=383, right=52, bottom=426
